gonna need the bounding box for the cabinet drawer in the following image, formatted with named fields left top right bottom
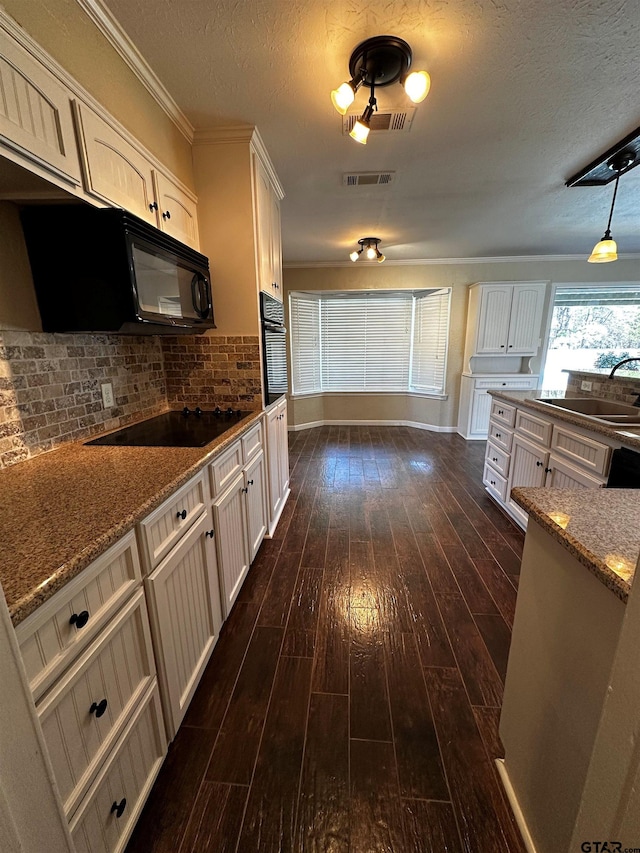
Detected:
left=138, top=471, right=209, bottom=572
left=490, top=400, right=516, bottom=428
left=16, top=531, right=142, bottom=702
left=241, top=419, right=263, bottom=464
left=475, top=377, right=538, bottom=390
left=550, top=425, right=611, bottom=476
left=483, top=464, right=508, bottom=502
left=209, top=440, right=243, bottom=498
left=69, top=683, right=166, bottom=853
left=485, top=442, right=510, bottom=478
left=488, top=420, right=513, bottom=452
left=515, top=409, right=552, bottom=447
left=37, top=589, right=156, bottom=818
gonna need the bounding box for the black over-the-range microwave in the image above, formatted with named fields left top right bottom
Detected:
left=21, top=205, right=215, bottom=335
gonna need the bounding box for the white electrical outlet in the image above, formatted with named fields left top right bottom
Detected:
left=581, top=380, right=592, bottom=391
left=101, top=382, right=114, bottom=407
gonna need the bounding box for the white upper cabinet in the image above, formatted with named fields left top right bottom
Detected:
left=473, top=282, right=546, bottom=356
left=0, top=21, right=81, bottom=187
left=252, top=148, right=284, bottom=301
left=74, top=102, right=199, bottom=248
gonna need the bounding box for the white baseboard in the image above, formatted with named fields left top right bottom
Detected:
left=496, top=759, right=538, bottom=853
left=288, top=419, right=457, bottom=433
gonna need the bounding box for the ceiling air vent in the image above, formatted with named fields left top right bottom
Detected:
left=342, top=107, right=415, bottom=135
left=342, top=171, right=396, bottom=187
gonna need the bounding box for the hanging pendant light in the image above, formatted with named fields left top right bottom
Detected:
left=587, top=150, right=635, bottom=263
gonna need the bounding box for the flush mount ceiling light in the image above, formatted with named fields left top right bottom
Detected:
left=587, top=150, right=636, bottom=263
left=350, top=237, right=386, bottom=263
left=331, top=36, right=430, bottom=144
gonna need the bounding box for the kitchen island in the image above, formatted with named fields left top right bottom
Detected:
left=498, top=487, right=640, bottom=853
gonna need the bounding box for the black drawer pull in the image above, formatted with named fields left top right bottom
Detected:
left=205, top=529, right=215, bottom=538
left=242, top=486, right=249, bottom=494
left=69, top=610, right=89, bottom=629
left=497, top=409, right=504, bottom=415
left=162, top=210, right=171, bottom=220
left=149, top=201, right=158, bottom=212
left=247, top=479, right=254, bottom=486
left=90, top=698, right=108, bottom=718
left=492, top=457, right=498, bottom=462
left=490, top=480, right=496, bottom=486
left=536, top=460, right=543, bottom=467
left=545, top=467, right=552, bottom=474
left=177, top=509, right=187, bottom=520
left=495, top=432, right=502, bottom=439
left=111, top=798, right=127, bottom=818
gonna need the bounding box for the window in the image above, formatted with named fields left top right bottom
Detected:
left=543, top=285, right=640, bottom=389
left=290, top=289, right=451, bottom=396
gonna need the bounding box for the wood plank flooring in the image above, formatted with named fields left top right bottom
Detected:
left=126, top=426, right=527, bottom=853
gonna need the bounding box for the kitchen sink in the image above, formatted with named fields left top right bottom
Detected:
left=537, top=397, right=640, bottom=425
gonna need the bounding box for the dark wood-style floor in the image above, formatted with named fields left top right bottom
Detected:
left=126, top=426, right=527, bottom=853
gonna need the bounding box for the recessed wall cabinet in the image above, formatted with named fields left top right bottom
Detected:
left=266, top=397, right=291, bottom=536
left=253, top=152, right=283, bottom=300
left=15, top=530, right=166, bottom=853
left=458, top=281, right=547, bottom=439
left=74, top=102, right=199, bottom=249
left=483, top=399, right=614, bottom=528
left=139, top=470, right=223, bottom=740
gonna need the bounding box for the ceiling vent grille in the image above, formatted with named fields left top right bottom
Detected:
left=342, top=107, right=415, bottom=135
left=342, top=172, right=396, bottom=187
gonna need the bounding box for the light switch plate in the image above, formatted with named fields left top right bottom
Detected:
left=101, top=382, right=114, bottom=407
left=581, top=380, right=593, bottom=391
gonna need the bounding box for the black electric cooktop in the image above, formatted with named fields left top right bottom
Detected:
left=85, top=408, right=251, bottom=448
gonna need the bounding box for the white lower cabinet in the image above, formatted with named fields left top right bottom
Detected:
left=244, top=449, right=268, bottom=562
left=458, top=374, right=538, bottom=439
left=144, top=508, right=222, bottom=740
left=69, top=684, right=165, bottom=853
left=213, top=472, right=250, bottom=616
left=265, top=398, right=290, bottom=534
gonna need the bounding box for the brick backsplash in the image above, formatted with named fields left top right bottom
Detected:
left=566, top=370, right=640, bottom=404
left=162, top=335, right=262, bottom=409
left=0, top=331, right=167, bottom=468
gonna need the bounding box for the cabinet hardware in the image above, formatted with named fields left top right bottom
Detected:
left=536, top=460, right=543, bottom=467
left=176, top=509, right=187, bottom=520
left=495, top=432, right=502, bottom=438
left=545, top=467, right=552, bottom=474
left=149, top=201, right=158, bottom=212
left=205, top=529, right=215, bottom=538
left=242, top=487, right=249, bottom=493
left=89, top=698, right=108, bottom=718
left=162, top=210, right=171, bottom=220
left=500, top=344, right=505, bottom=348
left=247, top=479, right=254, bottom=486
left=492, top=457, right=498, bottom=462
left=110, top=798, right=127, bottom=818
left=498, top=409, right=504, bottom=415
left=490, top=480, right=496, bottom=486
left=69, top=610, right=90, bottom=629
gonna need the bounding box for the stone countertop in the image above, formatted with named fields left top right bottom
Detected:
left=488, top=389, right=640, bottom=451
left=0, top=410, right=263, bottom=626
left=511, top=488, right=640, bottom=604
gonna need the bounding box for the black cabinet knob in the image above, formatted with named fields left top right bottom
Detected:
left=69, top=610, right=89, bottom=629
left=149, top=201, right=158, bottom=212
left=242, top=486, right=249, bottom=494
left=177, top=509, right=187, bottom=520
left=498, top=409, right=504, bottom=415
left=545, top=467, right=552, bottom=474
left=247, top=479, right=254, bottom=486
left=495, top=433, right=502, bottom=439
left=90, top=698, right=108, bottom=718
left=162, top=210, right=171, bottom=220
left=110, top=798, right=127, bottom=819
left=205, top=529, right=214, bottom=538
left=536, top=460, right=543, bottom=467
left=492, top=457, right=498, bottom=462
left=490, top=480, right=496, bottom=486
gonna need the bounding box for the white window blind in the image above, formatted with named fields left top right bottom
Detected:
left=289, top=289, right=450, bottom=396
left=411, top=289, right=451, bottom=394
left=290, top=293, right=321, bottom=394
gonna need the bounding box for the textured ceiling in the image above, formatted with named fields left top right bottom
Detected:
left=101, top=0, right=640, bottom=264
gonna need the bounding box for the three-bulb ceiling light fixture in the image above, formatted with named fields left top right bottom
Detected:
left=566, top=126, right=640, bottom=264
left=331, top=36, right=430, bottom=144
left=350, top=237, right=385, bottom=263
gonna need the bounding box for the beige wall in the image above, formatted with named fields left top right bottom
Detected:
left=1, top=0, right=194, bottom=188
left=284, top=260, right=640, bottom=429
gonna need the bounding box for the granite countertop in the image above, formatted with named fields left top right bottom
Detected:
left=488, top=388, right=640, bottom=451
left=511, top=488, right=640, bottom=604
left=0, top=410, right=263, bottom=626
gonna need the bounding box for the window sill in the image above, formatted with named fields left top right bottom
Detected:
left=290, top=390, right=448, bottom=401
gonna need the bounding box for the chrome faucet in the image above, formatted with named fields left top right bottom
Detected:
left=608, top=357, right=640, bottom=379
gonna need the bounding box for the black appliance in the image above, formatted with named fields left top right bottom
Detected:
left=21, top=206, right=215, bottom=335
left=606, top=446, right=640, bottom=488
left=260, top=292, right=288, bottom=405
left=85, top=408, right=250, bottom=448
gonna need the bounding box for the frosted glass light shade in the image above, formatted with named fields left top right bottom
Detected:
left=331, top=82, right=355, bottom=115
left=404, top=70, right=431, bottom=103
left=349, top=120, right=370, bottom=144
left=366, top=245, right=377, bottom=259
left=376, top=253, right=386, bottom=263
left=350, top=251, right=360, bottom=262
left=588, top=238, right=618, bottom=263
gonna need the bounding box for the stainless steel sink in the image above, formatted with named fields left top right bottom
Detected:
left=537, top=397, right=640, bottom=425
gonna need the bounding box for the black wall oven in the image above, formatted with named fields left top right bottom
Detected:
left=260, top=293, right=288, bottom=405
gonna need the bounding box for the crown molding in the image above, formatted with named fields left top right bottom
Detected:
left=284, top=253, right=640, bottom=268
left=75, top=0, right=194, bottom=142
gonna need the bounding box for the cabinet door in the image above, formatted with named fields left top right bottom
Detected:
left=475, top=285, right=513, bottom=353
left=145, top=509, right=222, bottom=739
left=74, top=102, right=156, bottom=224
left=152, top=171, right=199, bottom=249
left=276, top=401, right=290, bottom=500
left=244, top=450, right=268, bottom=562
left=507, top=284, right=545, bottom=354
left=0, top=30, right=81, bottom=185
left=265, top=403, right=282, bottom=523
left=253, top=155, right=274, bottom=296
left=545, top=454, right=606, bottom=489
left=508, top=435, right=548, bottom=491
left=269, top=188, right=283, bottom=299
left=213, top=474, right=250, bottom=617
left=470, top=389, right=493, bottom=436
